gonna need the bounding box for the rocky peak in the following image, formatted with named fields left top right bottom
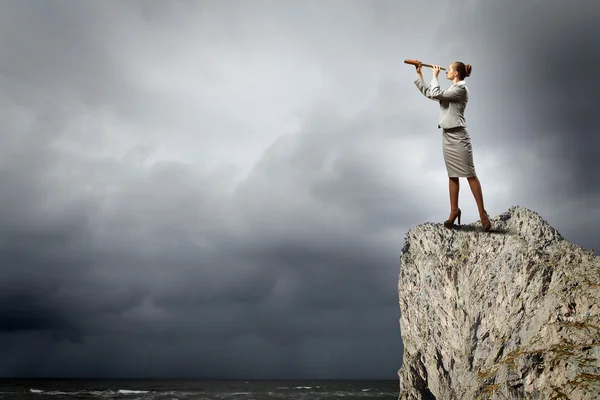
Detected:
left=397, top=206, right=600, bottom=399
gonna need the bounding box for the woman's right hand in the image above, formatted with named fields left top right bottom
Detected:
left=414, top=60, right=422, bottom=75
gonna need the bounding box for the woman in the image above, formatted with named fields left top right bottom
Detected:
left=413, top=60, right=491, bottom=231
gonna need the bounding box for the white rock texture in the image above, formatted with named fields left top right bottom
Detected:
left=397, top=206, right=600, bottom=399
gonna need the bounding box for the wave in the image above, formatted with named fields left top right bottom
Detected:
left=28, top=388, right=150, bottom=395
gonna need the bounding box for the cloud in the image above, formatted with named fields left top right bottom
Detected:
left=0, top=0, right=598, bottom=380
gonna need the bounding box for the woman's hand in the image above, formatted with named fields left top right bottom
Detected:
left=415, top=60, right=422, bottom=77
left=432, top=65, right=441, bottom=78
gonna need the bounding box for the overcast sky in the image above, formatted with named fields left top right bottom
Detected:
left=0, top=0, right=598, bottom=380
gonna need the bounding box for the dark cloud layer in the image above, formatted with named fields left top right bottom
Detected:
left=0, top=0, right=598, bottom=380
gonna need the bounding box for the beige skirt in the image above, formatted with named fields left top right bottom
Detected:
left=442, top=127, right=476, bottom=178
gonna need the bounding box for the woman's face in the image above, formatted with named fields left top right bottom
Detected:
left=445, top=65, right=457, bottom=80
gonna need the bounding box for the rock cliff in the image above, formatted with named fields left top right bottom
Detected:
left=397, top=206, right=600, bottom=399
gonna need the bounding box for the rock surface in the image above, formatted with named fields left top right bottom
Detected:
left=397, top=206, right=600, bottom=399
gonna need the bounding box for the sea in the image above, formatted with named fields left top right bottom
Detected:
left=0, top=379, right=400, bottom=399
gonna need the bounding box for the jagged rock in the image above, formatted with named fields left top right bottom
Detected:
left=397, top=206, right=600, bottom=399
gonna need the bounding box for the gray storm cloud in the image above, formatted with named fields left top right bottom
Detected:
left=0, top=0, right=598, bottom=379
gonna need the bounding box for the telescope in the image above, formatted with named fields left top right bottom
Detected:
left=404, top=59, right=446, bottom=71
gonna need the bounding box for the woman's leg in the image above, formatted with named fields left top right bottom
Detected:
left=449, top=177, right=460, bottom=215
left=468, top=175, right=491, bottom=230
left=466, top=176, right=485, bottom=217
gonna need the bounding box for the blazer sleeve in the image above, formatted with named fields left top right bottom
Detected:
left=414, top=77, right=438, bottom=101
left=414, top=77, right=466, bottom=102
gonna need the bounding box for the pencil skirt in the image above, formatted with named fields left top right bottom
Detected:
left=442, top=127, right=476, bottom=178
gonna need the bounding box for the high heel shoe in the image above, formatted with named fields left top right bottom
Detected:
left=443, top=208, right=461, bottom=229
left=481, top=210, right=491, bottom=232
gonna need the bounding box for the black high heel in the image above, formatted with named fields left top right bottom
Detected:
left=444, top=208, right=461, bottom=229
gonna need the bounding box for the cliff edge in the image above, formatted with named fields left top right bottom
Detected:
left=397, top=206, right=600, bottom=399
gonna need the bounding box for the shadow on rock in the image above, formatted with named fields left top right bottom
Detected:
left=452, top=224, right=511, bottom=234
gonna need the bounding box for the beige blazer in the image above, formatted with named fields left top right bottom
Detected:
left=414, top=77, right=469, bottom=130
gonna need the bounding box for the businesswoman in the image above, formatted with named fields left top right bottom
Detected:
left=413, top=61, right=491, bottom=231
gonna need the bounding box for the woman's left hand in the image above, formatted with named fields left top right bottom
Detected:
left=432, top=65, right=441, bottom=78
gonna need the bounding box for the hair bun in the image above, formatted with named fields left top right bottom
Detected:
left=465, top=64, right=472, bottom=77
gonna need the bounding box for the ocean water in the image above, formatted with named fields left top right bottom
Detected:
left=0, top=379, right=399, bottom=399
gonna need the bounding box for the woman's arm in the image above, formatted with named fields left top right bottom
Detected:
left=414, top=76, right=439, bottom=101
left=426, top=77, right=466, bottom=101
left=413, top=61, right=438, bottom=101
left=415, top=76, right=466, bottom=102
